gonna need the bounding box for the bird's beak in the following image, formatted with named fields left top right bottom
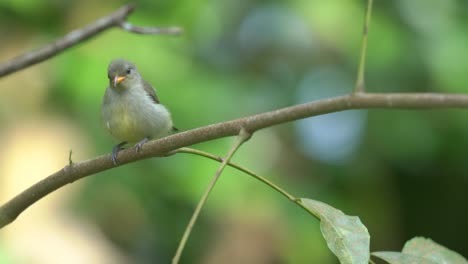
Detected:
left=113, top=75, right=126, bottom=87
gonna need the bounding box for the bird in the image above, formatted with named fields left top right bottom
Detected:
left=101, top=59, right=177, bottom=165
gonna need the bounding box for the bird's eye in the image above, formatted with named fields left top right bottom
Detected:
left=126, top=68, right=132, bottom=74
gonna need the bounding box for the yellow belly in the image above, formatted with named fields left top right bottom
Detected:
left=107, top=109, right=144, bottom=143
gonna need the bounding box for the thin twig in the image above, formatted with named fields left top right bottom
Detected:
left=68, top=150, right=73, bottom=166
left=1, top=92, right=468, bottom=228
left=175, top=147, right=297, bottom=202
left=119, top=22, right=182, bottom=35
left=175, top=148, right=322, bottom=219
left=0, top=4, right=182, bottom=77
left=354, top=0, right=373, bottom=94
left=172, top=129, right=251, bottom=264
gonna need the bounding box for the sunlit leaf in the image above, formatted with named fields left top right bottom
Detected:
left=301, top=198, right=370, bottom=264
left=403, top=237, right=467, bottom=264
left=372, top=237, right=467, bottom=264
left=372, top=251, right=438, bottom=264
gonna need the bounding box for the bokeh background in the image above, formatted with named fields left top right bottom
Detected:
left=1, top=0, right=468, bottom=263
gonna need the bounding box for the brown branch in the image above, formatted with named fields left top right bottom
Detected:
left=1, top=92, right=468, bottom=228
left=0, top=4, right=182, bottom=77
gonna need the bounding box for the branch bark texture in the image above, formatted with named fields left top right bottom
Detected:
left=1, top=92, right=468, bottom=228
left=0, top=4, right=182, bottom=77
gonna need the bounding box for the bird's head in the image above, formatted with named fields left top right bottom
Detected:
left=107, top=59, right=140, bottom=89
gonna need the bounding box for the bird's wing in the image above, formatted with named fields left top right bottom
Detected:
left=142, top=80, right=161, bottom=104
left=142, top=79, right=179, bottom=132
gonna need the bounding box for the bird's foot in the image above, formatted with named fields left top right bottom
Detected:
left=112, top=141, right=127, bottom=165
left=135, top=137, right=150, bottom=153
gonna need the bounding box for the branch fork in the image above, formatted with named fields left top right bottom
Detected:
left=0, top=4, right=182, bottom=77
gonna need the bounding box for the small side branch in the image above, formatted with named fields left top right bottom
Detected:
left=174, top=148, right=321, bottom=221
left=68, top=150, right=73, bottom=165
left=175, top=147, right=298, bottom=203
left=0, top=4, right=182, bottom=77
left=354, top=0, right=373, bottom=94
left=172, top=129, right=252, bottom=264
left=119, top=22, right=182, bottom=35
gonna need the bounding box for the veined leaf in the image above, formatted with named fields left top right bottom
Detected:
left=372, top=251, right=438, bottom=264
left=403, top=237, right=467, bottom=264
left=301, top=198, right=370, bottom=264
left=372, top=237, right=467, bottom=264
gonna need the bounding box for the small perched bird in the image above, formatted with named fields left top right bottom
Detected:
left=101, top=59, right=176, bottom=165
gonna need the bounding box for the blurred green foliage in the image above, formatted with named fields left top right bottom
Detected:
left=1, top=0, right=468, bottom=263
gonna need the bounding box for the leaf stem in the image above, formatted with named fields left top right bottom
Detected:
left=173, top=147, right=322, bottom=220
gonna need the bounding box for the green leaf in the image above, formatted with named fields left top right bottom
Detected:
left=372, top=251, right=438, bottom=264
left=300, top=198, right=370, bottom=264
left=403, top=237, right=467, bottom=264
left=372, top=237, right=467, bottom=264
